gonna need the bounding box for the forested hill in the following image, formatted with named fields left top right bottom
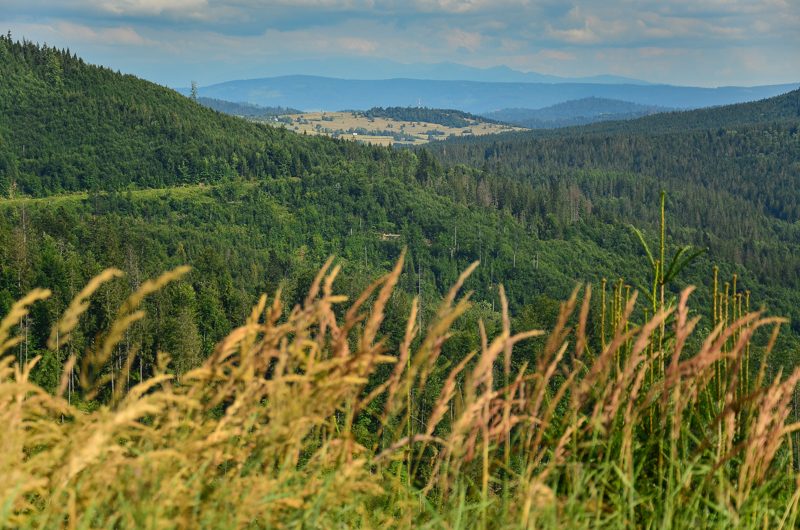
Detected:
left=483, top=97, right=673, bottom=129
left=2, top=37, right=800, bottom=397
left=470, top=87, right=800, bottom=138
left=196, top=98, right=301, bottom=117
left=0, top=38, right=351, bottom=196
left=429, top=95, right=800, bottom=330
left=361, top=106, right=502, bottom=127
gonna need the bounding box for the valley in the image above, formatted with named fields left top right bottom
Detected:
left=2, top=35, right=800, bottom=528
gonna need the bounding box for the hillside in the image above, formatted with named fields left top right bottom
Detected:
left=483, top=97, right=674, bottom=129
left=5, top=36, right=800, bottom=528
left=258, top=109, right=522, bottom=146
left=0, top=40, right=350, bottom=196
left=1, top=37, right=799, bottom=402
left=197, top=97, right=301, bottom=116
left=360, top=106, right=504, bottom=127
left=432, top=91, right=800, bottom=327
left=0, top=39, right=664, bottom=375
left=486, top=87, right=799, bottom=137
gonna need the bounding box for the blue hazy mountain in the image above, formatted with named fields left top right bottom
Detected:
left=483, top=97, right=676, bottom=129
left=181, top=76, right=798, bottom=114
left=221, top=57, right=652, bottom=85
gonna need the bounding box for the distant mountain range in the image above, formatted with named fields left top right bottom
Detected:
left=463, top=88, right=800, bottom=139
left=218, top=57, right=653, bottom=86
left=483, top=97, right=676, bottom=129
left=180, top=76, right=799, bottom=115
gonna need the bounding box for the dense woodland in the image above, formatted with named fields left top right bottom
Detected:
left=196, top=97, right=301, bottom=117
left=482, top=96, right=672, bottom=129
left=1, top=36, right=800, bottom=410
left=486, top=89, right=800, bottom=138
left=361, top=106, right=502, bottom=128
left=431, top=102, right=800, bottom=300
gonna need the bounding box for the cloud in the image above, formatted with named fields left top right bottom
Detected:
left=546, top=7, right=631, bottom=44
left=546, top=24, right=597, bottom=44
left=412, top=0, right=526, bottom=14
left=4, top=0, right=798, bottom=87
left=443, top=28, right=482, bottom=51
left=536, top=49, right=577, bottom=61
left=752, top=20, right=771, bottom=32
left=635, top=20, right=673, bottom=39
left=93, top=0, right=208, bottom=17
left=639, top=47, right=665, bottom=58
left=46, top=21, right=159, bottom=46
left=337, top=37, right=378, bottom=52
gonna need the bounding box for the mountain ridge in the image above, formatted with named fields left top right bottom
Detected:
left=477, top=87, right=800, bottom=138
left=182, top=75, right=799, bottom=115
left=482, top=97, right=675, bottom=129
left=218, top=57, right=654, bottom=86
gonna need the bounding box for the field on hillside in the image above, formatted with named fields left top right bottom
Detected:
left=250, top=111, right=525, bottom=145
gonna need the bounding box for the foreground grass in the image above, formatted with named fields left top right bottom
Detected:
left=2, top=252, right=800, bottom=528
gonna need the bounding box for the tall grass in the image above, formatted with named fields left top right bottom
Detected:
left=2, top=250, right=800, bottom=528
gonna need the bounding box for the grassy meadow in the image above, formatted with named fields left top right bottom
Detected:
left=252, top=111, right=524, bottom=146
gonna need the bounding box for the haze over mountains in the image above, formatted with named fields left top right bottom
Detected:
left=221, top=58, right=654, bottom=86
left=183, top=75, right=798, bottom=115
left=483, top=97, right=674, bottom=129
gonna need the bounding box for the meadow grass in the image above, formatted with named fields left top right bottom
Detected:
left=266, top=111, right=524, bottom=146
left=1, top=250, right=800, bottom=528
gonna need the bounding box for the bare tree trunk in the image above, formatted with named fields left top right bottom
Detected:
left=418, top=260, right=422, bottom=332
left=479, top=227, right=482, bottom=264
left=20, top=203, right=27, bottom=368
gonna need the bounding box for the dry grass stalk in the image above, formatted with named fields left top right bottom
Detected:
left=1, top=259, right=800, bottom=528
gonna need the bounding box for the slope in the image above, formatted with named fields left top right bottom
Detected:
left=0, top=39, right=351, bottom=196
left=197, top=97, right=301, bottom=116
left=487, top=87, right=800, bottom=137
left=483, top=97, right=674, bottom=129
left=0, top=38, right=798, bottom=396
left=432, top=93, right=800, bottom=330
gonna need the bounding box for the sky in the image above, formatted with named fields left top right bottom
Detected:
left=3, top=0, right=799, bottom=88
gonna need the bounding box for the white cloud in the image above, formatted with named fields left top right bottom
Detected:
left=412, top=0, right=527, bottom=13
left=337, top=37, right=378, bottom=52
left=546, top=24, right=597, bottom=44
left=536, top=49, right=577, bottom=61
left=4, top=0, right=798, bottom=87
left=33, top=21, right=159, bottom=46
left=94, top=0, right=208, bottom=16
left=751, top=19, right=771, bottom=32
left=443, top=27, right=482, bottom=51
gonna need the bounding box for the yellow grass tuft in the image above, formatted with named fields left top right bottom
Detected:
left=1, top=257, right=800, bottom=528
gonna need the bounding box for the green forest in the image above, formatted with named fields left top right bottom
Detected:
left=3, top=36, right=800, bottom=528
left=487, top=89, right=800, bottom=138
left=482, top=97, right=672, bottom=129
left=2, top=34, right=800, bottom=402
left=361, top=106, right=503, bottom=128
left=197, top=97, right=301, bottom=117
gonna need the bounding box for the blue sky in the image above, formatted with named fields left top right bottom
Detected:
left=3, top=0, right=798, bottom=87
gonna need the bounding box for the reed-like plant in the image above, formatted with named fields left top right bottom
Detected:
left=1, top=248, right=799, bottom=528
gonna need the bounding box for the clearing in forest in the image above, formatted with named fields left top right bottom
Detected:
left=253, top=111, right=526, bottom=146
